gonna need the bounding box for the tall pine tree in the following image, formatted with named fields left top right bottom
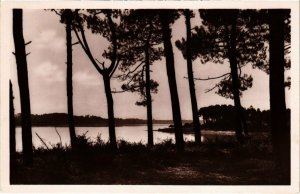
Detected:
left=116, top=10, right=163, bottom=146
left=13, top=9, right=33, bottom=163
left=159, top=10, right=184, bottom=151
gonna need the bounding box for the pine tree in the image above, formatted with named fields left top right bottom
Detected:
left=13, top=9, right=33, bottom=163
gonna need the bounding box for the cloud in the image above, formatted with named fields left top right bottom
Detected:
left=73, top=71, right=101, bottom=86
left=34, top=30, right=65, bottom=52
left=34, top=61, right=64, bottom=83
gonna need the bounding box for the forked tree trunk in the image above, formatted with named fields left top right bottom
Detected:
left=160, top=13, right=184, bottom=151
left=103, top=73, right=117, bottom=150
left=184, top=9, right=201, bottom=144
left=65, top=9, right=77, bottom=148
left=13, top=9, right=33, bottom=164
left=269, top=9, right=290, bottom=177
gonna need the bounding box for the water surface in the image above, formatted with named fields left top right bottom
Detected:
left=16, top=124, right=197, bottom=151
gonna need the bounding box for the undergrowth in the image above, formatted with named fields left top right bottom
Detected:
left=10, top=132, right=288, bottom=185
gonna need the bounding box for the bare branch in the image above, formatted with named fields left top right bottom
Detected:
left=73, top=26, right=88, bottom=53
left=25, top=41, right=32, bottom=46
left=51, top=9, right=62, bottom=16
left=111, top=87, right=132, bottom=94
left=72, top=41, right=79, bottom=46
left=54, top=127, right=62, bottom=146
left=192, top=73, right=231, bottom=81
left=124, top=60, right=145, bottom=78
left=35, top=132, right=50, bottom=150
left=95, top=58, right=105, bottom=70
left=112, top=85, right=142, bottom=94
left=204, top=84, right=218, bottom=93
left=126, top=69, right=143, bottom=85
left=111, top=90, right=127, bottom=94
left=72, top=16, right=104, bottom=74
left=110, top=57, right=120, bottom=78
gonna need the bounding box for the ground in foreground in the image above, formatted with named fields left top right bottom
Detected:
left=10, top=133, right=289, bottom=185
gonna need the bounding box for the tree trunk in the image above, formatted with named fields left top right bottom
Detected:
left=103, top=73, right=117, bottom=150
left=160, top=13, right=184, bottom=151
left=184, top=10, right=201, bottom=144
left=269, top=9, right=290, bottom=178
left=9, top=81, right=16, bottom=183
left=9, top=81, right=16, bottom=156
left=65, top=9, right=77, bottom=148
left=13, top=9, right=33, bottom=164
left=227, top=11, right=245, bottom=144
left=145, top=43, right=154, bottom=147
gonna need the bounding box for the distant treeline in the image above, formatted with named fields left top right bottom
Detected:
left=14, top=113, right=178, bottom=127
left=199, top=105, right=291, bottom=131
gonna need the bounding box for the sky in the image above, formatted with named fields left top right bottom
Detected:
left=10, top=9, right=290, bottom=120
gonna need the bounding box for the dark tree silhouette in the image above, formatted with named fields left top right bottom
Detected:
left=73, top=9, right=121, bottom=149
left=198, top=104, right=285, bottom=132
left=10, top=81, right=16, bottom=183
left=177, top=9, right=268, bottom=143
left=268, top=9, right=290, bottom=176
left=179, top=9, right=201, bottom=143
left=13, top=9, right=33, bottom=163
left=10, top=81, right=16, bottom=156
left=225, top=10, right=246, bottom=143
left=234, top=9, right=290, bottom=171
left=159, top=10, right=184, bottom=151
left=116, top=10, right=163, bottom=146
left=60, top=9, right=77, bottom=148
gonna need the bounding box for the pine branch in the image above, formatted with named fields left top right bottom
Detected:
left=111, top=85, right=141, bottom=94
left=107, top=11, right=118, bottom=74
left=124, top=60, right=145, bottom=79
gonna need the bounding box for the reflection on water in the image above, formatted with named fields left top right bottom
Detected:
left=15, top=125, right=197, bottom=151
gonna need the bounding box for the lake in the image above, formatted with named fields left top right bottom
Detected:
left=15, top=124, right=192, bottom=151
left=15, top=125, right=238, bottom=151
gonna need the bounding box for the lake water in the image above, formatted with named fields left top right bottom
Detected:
left=16, top=124, right=200, bottom=151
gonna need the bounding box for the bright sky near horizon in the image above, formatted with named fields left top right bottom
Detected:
left=10, top=9, right=290, bottom=120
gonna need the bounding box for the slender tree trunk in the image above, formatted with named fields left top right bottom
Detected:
left=241, top=109, right=248, bottom=136
left=145, top=44, right=154, bottom=147
left=65, top=9, right=77, bottom=148
left=160, top=13, right=184, bottom=151
left=9, top=81, right=16, bottom=183
left=103, top=73, right=117, bottom=150
left=227, top=11, right=245, bottom=144
left=13, top=9, right=33, bottom=164
left=269, top=9, right=290, bottom=177
left=10, top=81, right=16, bottom=156
left=184, top=10, right=201, bottom=144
